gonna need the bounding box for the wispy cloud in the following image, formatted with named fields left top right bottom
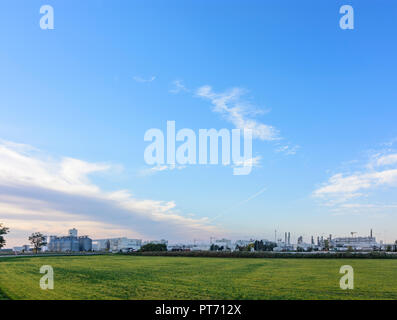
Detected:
left=381, top=137, right=397, bottom=147
left=133, top=75, right=156, bottom=83
left=0, top=140, right=220, bottom=247
left=275, top=144, right=300, bottom=156
left=232, top=156, right=262, bottom=168
left=209, top=185, right=267, bottom=222
left=236, top=185, right=267, bottom=206
left=376, top=154, right=397, bottom=166
left=139, top=164, right=186, bottom=176
left=196, top=86, right=279, bottom=141
left=313, top=150, right=397, bottom=211
left=170, top=80, right=189, bottom=94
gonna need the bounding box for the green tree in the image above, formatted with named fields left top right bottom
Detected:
left=254, top=240, right=263, bottom=251
left=29, top=232, right=47, bottom=253
left=254, top=240, right=277, bottom=252
left=210, top=244, right=219, bottom=251
left=324, top=239, right=330, bottom=251
left=210, top=244, right=226, bottom=251
left=139, top=243, right=167, bottom=252
left=236, top=245, right=248, bottom=252
left=0, top=223, right=9, bottom=249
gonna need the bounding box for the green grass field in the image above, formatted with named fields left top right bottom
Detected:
left=1, top=255, right=396, bottom=300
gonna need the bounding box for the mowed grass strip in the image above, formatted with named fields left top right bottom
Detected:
left=0, top=255, right=396, bottom=300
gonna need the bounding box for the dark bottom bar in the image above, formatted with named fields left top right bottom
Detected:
left=0, top=300, right=392, bottom=318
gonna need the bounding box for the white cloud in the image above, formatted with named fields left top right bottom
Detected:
left=232, top=156, right=262, bottom=168
left=376, top=154, right=397, bottom=166
left=139, top=164, right=186, bottom=176
left=170, top=80, right=189, bottom=94
left=196, top=86, right=279, bottom=141
left=381, top=137, right=397, bottom=147
left=339, top=203, right=397, bottom=209
left=314, top=152, right=397, bottom=209
left=150, top=165, right=171, bottom=172
left=275, top=144, right=300, bottom=155
left=0, top=140, right=220, bottom=247
left=314, top=166, right=397, bottom=198
left=133, top=76, right=156, bottom=83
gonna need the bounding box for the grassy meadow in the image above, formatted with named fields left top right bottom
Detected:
left=0, top=255, right=396, bottom=300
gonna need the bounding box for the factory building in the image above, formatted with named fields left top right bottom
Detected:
left=332, top=236, right=378, bottom=251
left=13, top=245, right=32, bottom=253
left=92, top=237, right=142, bottom=252
left=79, top=236, right=93, bottom=251
left=273, top=232, right=294, bottom=252
left=48, top=229, right=92, bottom=252
left=209, top=238, right=232, bottom=251
left=330, top=229, right=378, bottom=251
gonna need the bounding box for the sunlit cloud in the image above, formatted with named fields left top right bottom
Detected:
left=313, top=150, right=397, bottom=212
left=0, top=140, right=221, bottom=247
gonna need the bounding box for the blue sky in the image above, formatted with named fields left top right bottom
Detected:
left=1, top=0, right=397, bottom=247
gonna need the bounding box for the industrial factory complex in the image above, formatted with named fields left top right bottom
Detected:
left=47, top=228, right=92, bottom=252
left=10, top=228, right=397, bottom=254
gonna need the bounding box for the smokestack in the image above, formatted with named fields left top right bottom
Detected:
left=288, top=232, right=291, bottom=245
left=370, top=229, right=373, bottom=238
left=329, top=234, right=332, bottom=241
left=311, top=236, right=314, bottom=245
left=285, top=232, right=287, bottom=244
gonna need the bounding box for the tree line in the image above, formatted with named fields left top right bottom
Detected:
left=0, top=224, right=47, bottom=253
left=0, top=224, right=166, bottom=254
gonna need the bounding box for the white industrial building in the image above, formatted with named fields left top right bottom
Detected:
left=13, top=245, right=31, bottom=253
left=92, top=237, right=142, bottom=252
left=212, top=238, right=232, bottom=250
left=234, top=240, right=253, bottom=248
left=167, top=243, right=211, bottom=251
left=332, top=236, right=378, bottom=251
left=48, top=228, right=92, bottom=252
left=329, top=230, right=378, bottom=251
left=273, top=232, right=294, bottom=252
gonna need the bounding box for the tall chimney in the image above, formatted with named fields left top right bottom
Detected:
left=288, top=232, right=291, bottom=245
